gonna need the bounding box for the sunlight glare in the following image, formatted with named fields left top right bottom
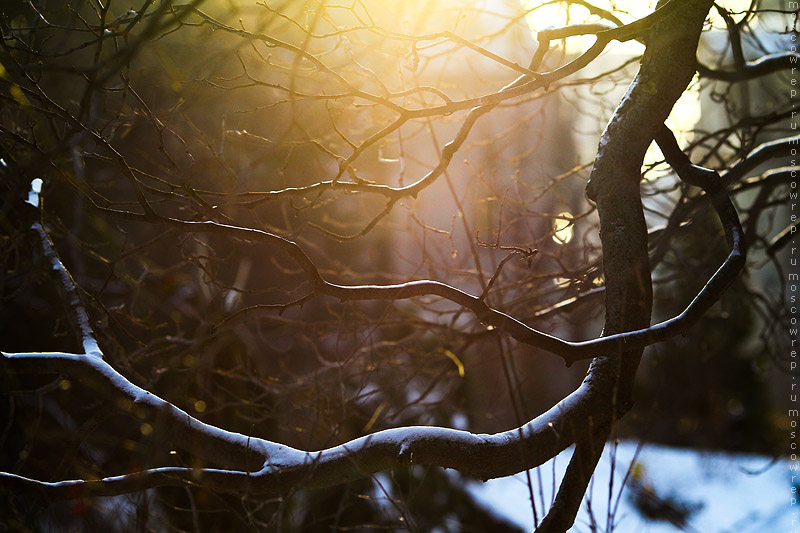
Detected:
left=553, top=212, right=573, bottom=244
left=522, top=0, right=755, bottom=54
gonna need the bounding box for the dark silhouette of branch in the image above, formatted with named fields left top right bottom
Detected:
left=698, top=52, right=800, bottom=82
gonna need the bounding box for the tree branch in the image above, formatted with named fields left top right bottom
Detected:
left=697, top=52, right=800, bottom=82
left=98, top=191, right=745, bottom=367
left=539, top=0, right=715, bottom=528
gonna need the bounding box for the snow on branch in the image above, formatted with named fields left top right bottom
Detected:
left=0, top=347, right=602, bottom=500
left=26, top=178, right=101, bottom=358
left=0, top=179, right=605, bottom=501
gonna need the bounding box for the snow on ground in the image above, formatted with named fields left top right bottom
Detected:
left=467, top=441, right=792, bottom=532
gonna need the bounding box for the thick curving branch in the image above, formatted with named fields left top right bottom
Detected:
left=536, top=428, right=609, bottom=532
left=539, top=1, right=715, bottom=528
left=697, top=52, right=800, bottom=82
left=722, top=134, right=800, bottom=187
left=101, top=142, right=745, bottom=362
left=0, top=347, right=608, bottom=501
left=91, top=201, right=744, bottom=367
left=0, top=180, right=619, bottom=502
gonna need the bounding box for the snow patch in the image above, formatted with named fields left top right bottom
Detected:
left=467, top=441, right=791, bottom=532
left=26, top=178, right=43, bottom=207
